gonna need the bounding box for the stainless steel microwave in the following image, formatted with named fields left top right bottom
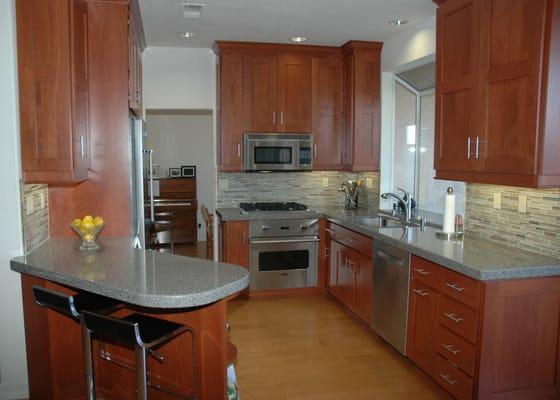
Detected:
left=244, top=133, right=313, bottom=172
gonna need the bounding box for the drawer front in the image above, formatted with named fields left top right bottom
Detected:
left=436, top=326, right=476, bottom=377
left=439, top=296, right=479, bottom=344
left=435, top=355, right=474, bottom=400
left=329, top=223, right=372, bottom=258
left=410, top=256, right=442, bottom=289
left=440, top=268, right=482, bottom=310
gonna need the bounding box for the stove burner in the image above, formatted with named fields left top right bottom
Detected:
left=239, top=202, right=308, bottom=212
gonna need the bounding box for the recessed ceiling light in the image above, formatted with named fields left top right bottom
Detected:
left=290, top=36, right=308, bottom=43
left=178, top=31, right=196, bottom=38
left=389, top=18, right=408, bottom=26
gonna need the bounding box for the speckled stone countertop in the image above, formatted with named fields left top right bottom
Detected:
left=10, top=237, right=249, bottom=308
left=216, top=207, right=560, bottom=281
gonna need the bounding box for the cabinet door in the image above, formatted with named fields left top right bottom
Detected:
left=312, top=55, right=344, bottom=169
left=220, top=221, right=249, bottom=268
left=277, top=54, right=311, bottom=132
left=243, top=54, right=278, bottom=132
left=336, top=244, right=354, bottom=308
left=218, top=53, right=244, bottom=171
left=435, top=0, right=480, bottom=174
left=350, top=249, right=373, bottom=325
left=407, top=280, right=440, bottom=376
left=478, top=0, right=546, bottom=176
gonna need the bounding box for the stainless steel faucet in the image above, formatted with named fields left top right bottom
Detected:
left=381, top=187, right=413, bottom=225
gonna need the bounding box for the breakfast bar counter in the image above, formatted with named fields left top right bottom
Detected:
left=11, top=237, right=249, bottom=400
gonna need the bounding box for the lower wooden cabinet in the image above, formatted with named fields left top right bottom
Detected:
left=220, top=220, right=249, bottom=269
left=327, top=223, right=373, bottom=325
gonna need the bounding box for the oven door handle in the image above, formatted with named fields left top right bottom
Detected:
left=249, top=237, right=320, bottom=245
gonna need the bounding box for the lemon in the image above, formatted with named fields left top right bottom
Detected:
left=82, top=215, right=94, bottom=224
left=81, top=221, right=95, bottom=232
left=72, top=218, right=82, bottom=227
left=93, top=216, right=104, bottom=226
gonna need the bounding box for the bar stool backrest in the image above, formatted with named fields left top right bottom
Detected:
left=32, top=285, right=80, bottom=319
left=83, top=311, right=142, bottom=348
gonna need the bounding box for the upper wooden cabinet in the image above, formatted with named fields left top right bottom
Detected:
left=128, top=1, right=145, bottom=116
left=434, top=0, right=560, bottom=187
left=342, top=41, right=383, bottom=172
left=243, top=54, right=279, bottom=132
left=17, top=0, right=91, bottom=184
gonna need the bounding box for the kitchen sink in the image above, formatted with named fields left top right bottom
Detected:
left=351, top=216, right=405, bottom=228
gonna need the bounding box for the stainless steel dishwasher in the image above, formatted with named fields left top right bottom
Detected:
left=371, top=241, right=411, bottom=355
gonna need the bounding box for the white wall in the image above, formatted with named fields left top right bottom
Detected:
left=146, top=111, right=214, bottom=240
left=143, top=47, right=216, bottom=110
left=0, top=1, right=28, bottom=399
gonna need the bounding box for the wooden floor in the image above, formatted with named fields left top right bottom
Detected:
left=228, top=295, right=452, bottom=400
left=173, top=241, right=211, bottom=259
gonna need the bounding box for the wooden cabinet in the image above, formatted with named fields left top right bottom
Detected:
left=17, top=0, right=91, bottom=184
left=128, top=6, right=144, bottom=117
left=434, top=0, right=560, bottom=187
left=327, top=223, right=373, bottom=325
left=277, top=54, right=312, bottom=132
left=341, top=41, right=383, bottom=172
left=220, top=221, right=249, bottom=269
left=312, top=55, right=344, bottom=170
left=243, top=54, right=278, bottom=132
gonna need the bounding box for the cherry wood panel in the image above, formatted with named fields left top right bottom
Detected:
left=318, top=219, right=328, bottom=289
left=311, top=55, right=344, bottom=170
left=216, top=52, right=244, bottom=171
left=49, top=0, right=132, bottom=237
left=156, top=178, right=197, bottom=200
left=434, top=354, right=474, bottom=400
left=277, top=54, right=312, bottom=132
left=349, top=247, right=373, bottom=325
left=411, top=255, right=443, bottom=290
left=329, top=222, right=373, bottom=258
left=477, top=276, right=560, bottom=399
left=406, top=280, right=440, bottom=377
left=152, top=202, right=197, bottom=244
left=438, top=295, right=479, bottom=344
left=436, top=326, right=477, bottom=377
left=16, top=0, right=90, bottom=184
left=440, top=267, right=482, bottom=310
left=243, top=54, right=278, bottom=132
left=220, top=220, right=249, bottom=269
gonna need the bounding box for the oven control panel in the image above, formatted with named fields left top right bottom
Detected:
left=250, top=219, right=319, bottom=238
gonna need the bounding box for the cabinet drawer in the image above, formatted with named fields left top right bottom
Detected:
left=436, top=326, right=476, bottom=377
left=440, top=268, right=482, bottom=310
left=410, top=256, right=441, bottom=289
left=439, top=296, right=479, bottom=344
left=435, top=355, right=474, bottom=400
left=329, top=223, right=372, bottom=258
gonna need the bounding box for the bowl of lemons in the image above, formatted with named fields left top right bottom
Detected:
left=71, top=215, right=105, bottom=251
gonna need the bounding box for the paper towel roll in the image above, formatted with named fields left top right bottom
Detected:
left=443, top=187, right=456, bottom=233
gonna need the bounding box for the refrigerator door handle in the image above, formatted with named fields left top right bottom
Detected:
left=144, top=149, right=155, bottom=222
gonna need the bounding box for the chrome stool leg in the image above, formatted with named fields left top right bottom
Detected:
left=136, top=345, right=148, bottom=400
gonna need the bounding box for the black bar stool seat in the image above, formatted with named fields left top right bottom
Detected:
left=83, top=311, right=195, bottom=400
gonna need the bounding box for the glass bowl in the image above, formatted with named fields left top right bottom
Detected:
left=71, top=222, right=105, bottom=251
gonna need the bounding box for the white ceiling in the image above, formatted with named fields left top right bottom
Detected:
left=138, top=0, right=436, bottom=48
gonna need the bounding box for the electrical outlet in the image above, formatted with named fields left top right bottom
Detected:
left=26, top=196, right=34, bottom=215
left=40, top=192, right=46, bottom=209
left=493, top=192, right=501, bottom=210
left=518, top=195, right=527, bottom=213
left=322, top=177, right=329, bottom=188
left=218, top=178, right=229, bottom=190
left=366, top=178, right=373, bottom=189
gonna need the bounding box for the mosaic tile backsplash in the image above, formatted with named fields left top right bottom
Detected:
left=22, top=184, right=49, bottom=253
left=217, top=171, right=380, bottom=210
left=465, top=184, right=560, bottom=258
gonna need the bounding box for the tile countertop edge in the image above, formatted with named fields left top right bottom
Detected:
left=10, top=255, right=250, bottom=309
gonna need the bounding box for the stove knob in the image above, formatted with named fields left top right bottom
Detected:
left=300, top=224, right=308, bottom=231
left=262, top=225, right=271, bottom=231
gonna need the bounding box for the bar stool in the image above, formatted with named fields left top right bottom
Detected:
left=32, top=286, right=121, bottom=400
left=82, top=311, right=195, bottom=400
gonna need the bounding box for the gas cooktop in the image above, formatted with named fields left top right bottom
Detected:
left=239, top=202, right=309, bottom=212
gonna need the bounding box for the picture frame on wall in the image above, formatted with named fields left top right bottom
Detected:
left=181, top=165, right=196, bottom=178
left=169, top=168, right=181, bottom=178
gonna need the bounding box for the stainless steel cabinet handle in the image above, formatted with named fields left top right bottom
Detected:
left=413, top=268, right=430, bottom=276
left=237, top=143, right=241, bottom=158
left=446, top=282, right=465, bottom=293
left=475, top=136, right=480, bottom=159
left=80, top=135, right=85, bottom=158
left=442, top=344, right=460, bottom=355
left=440, top=373, right=457, bottom=387
left=467, top=137, right=472, bottom=159
left=444, top=312, right=464, bottom=324
left=273, top=111, right=276, bottom=125
left=280, top=111, right=284, bottom=125
left=314, top=144, right=317, bottom=157
left=413, top=289, right=429, bottom=297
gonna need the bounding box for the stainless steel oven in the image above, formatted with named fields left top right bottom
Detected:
left=249, top=219, right=319, bottom=291
left=244, top=133, right=313, bottom=172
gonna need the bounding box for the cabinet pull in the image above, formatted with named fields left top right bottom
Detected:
left=467, top=137, right=472, bottom=159
left=237, top=143, right=241, bottom=158
left=446, top=282, right=465, bottom=293
left=442, top=344, right=460, bottom=355
left=444, top=312, right=464, bottom=324
left=475, top=136, right=480, bottom=159
left=80, top=136, right=85, bottom=158
left=348, top=260, right=356, bottom=272
left=439, top=373, right=457, bottom=387
left=413, top=268, right=430, bottom=276
left=272, top=111, right=276, bottom=125
left=413, top=289, right=429, bottom=297
left=314, top=144, right=317, bottom=157
left=280, top=111, right=284, bottom=125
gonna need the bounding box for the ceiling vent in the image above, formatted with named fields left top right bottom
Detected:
left=183, top=3, right=205, bottom=18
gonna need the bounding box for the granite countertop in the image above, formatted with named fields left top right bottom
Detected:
left=10, top=237, right=249, bottom=308
left=216, top=207, right=560, bottom=281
